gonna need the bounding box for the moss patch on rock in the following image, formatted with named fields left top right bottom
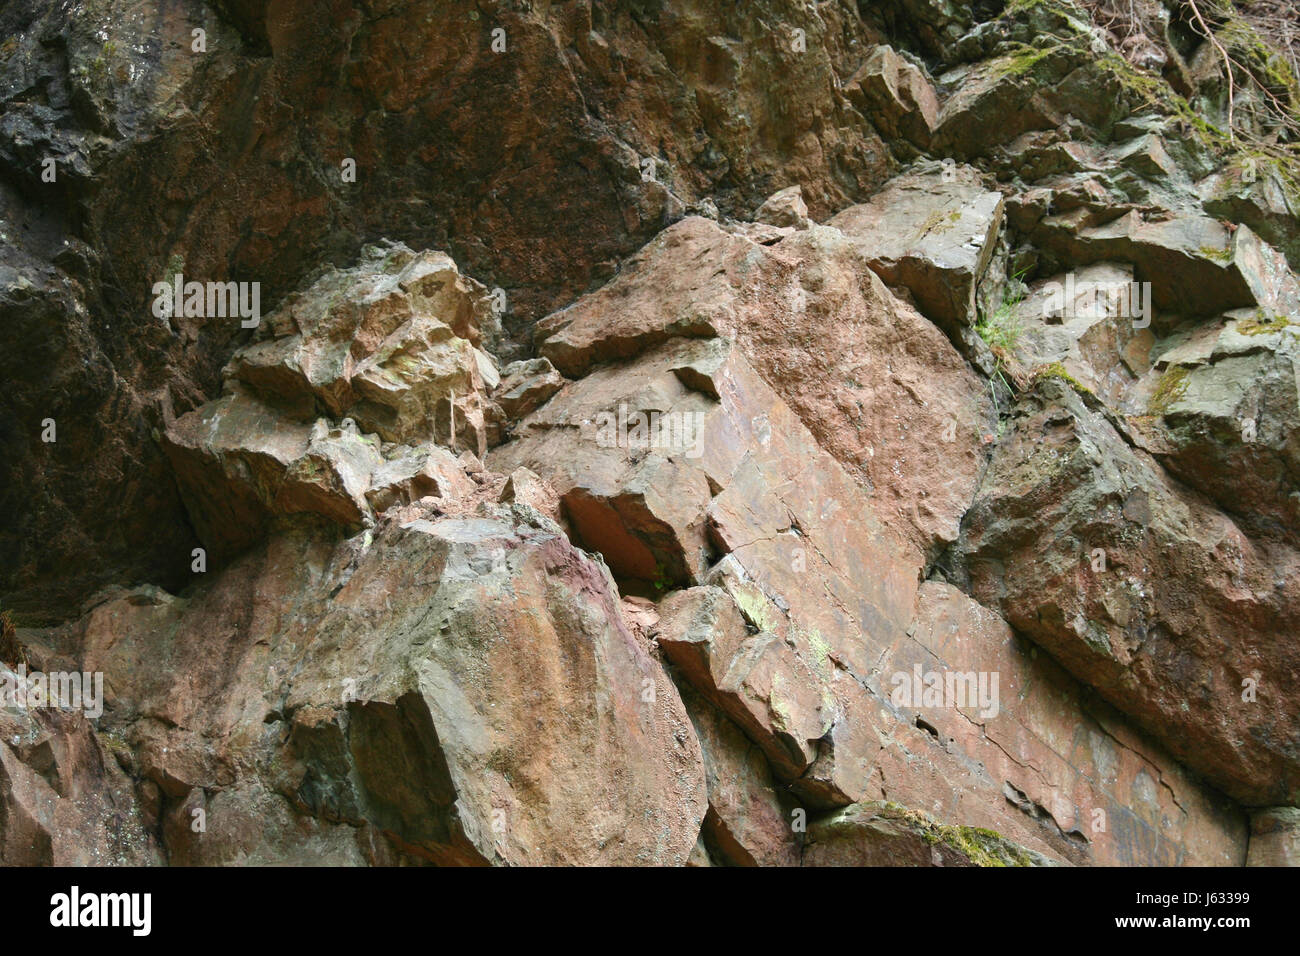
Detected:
left=879, top=801, right=1042, bottom=867
left=1148, top=365, right=1191, bottom=415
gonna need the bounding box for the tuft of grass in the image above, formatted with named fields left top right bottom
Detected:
left=976, top=274, right=1027, bottom=354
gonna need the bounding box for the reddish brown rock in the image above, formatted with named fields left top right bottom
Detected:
left=37, top=510, right=707, bottom=866
left=677, top=683, right=802, bottom=867
left=844, top=45, right=940, bottom=149
left=0, top=684, right=160, bottom=865
left=1, top=0, right=902, bottom=623
left=883, top=581, right=1247, bottom=866
left=530, top=215, right=992, bottom=560
left=754, top=186, right=810, bottom=229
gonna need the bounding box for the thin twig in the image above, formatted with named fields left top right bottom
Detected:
left=1187, top=0, right=1238, bottom=142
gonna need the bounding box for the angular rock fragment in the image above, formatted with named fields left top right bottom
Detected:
left=530, top=215, right=992, bottom=559
left=754, top=186, right=809, bottom=229
left=492, top=358, right=565, bottom=421
left=1031, top=214, right=1300, bottom=320
left=828, top=161, right=1005, bottom=349
left=1129, top=315, right=1300, bottom=547
left=677, top=683, right=802, bottom=867
left=844, top=45, right=940, bottom=149
left=228, top=243, right=495, bottom=455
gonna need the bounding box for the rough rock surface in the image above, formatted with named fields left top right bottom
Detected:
left=530, top=215, right=993, bottom=560
left=27, top=510, right=706, bottom=866
left=6, top=0, right=1300, bottom=868
left=954, top=377, right=1300, bottom=807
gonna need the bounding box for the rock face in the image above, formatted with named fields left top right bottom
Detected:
left=32, top=511, right=707, bottom=866
left=955, top=377, right=1300, bottom=808
left=5, top=0, right=1300, bottom=868
left=1, top=0, right=898, bottom=624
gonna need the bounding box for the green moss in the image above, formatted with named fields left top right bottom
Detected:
left=1198, top=244, right=1234, bottom=264
left=729, top=581, right=783, bottom=633
left=1031, top=361, right=1094, bottom=397
left=993, top=42, right=1060, bottom=79
left=1148, top=365, right=1191, bottom=416
left=878, top=802, right=1040, bottom=867
left=1236, top=313, right=1293, bottom=336
left=1003, top=0, right=1077, bottom=13
left=918, top=208, right=963, bottom=235
left=1218, top=14, right=1300, bottom=101
left=768, top=671, right=793, bottom=730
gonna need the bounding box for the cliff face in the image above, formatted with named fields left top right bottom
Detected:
left=1, top=0, right=1298, bottom=865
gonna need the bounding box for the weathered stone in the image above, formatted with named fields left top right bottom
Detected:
left=1030, top=214, right=1300, bottom=320
left=955, top=376, right=1300, bottom=806
left=844, top=45, right=939, bottom=149
left=1247, top=807, right=1300, bottom=866
left=932, top=44, right=1133, bottom=160
left=492, top=358, right=565, bottom=421
left=882, top=581, right=1247, bottom=866
left=754, top=186, right=809, bottom=229
left=365, top=445, right=474, bottom=515
left=803, top=802, right=1055, bottom=867
left=1006, top=262, right=1156, bottom=405
left=47, top=511, right=707, bottom=866
left=163, top=391, right=381, bottom=560
left=496, top=467, right=562, bottom=525
left=1129, top=316, right=1300, bottom=547
left=531, top=215, right=992, bottom=559
left=677, top=682, right=802, bottom=867
left=0, top=693, right=160, bottom=865
left=828, top=162, right=1005, bottom=344
left=232, top=243, right=494, bottom=456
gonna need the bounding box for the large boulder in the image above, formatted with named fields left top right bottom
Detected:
left=1128, top=316, right=1300, bottom=548
left=531, top=215, right=993, bottom=560
left=33, top=508, right=707, bottom=866
left=844, top=45, right=940, bottom=150
left=954, top=376, right=1300, bottom=806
